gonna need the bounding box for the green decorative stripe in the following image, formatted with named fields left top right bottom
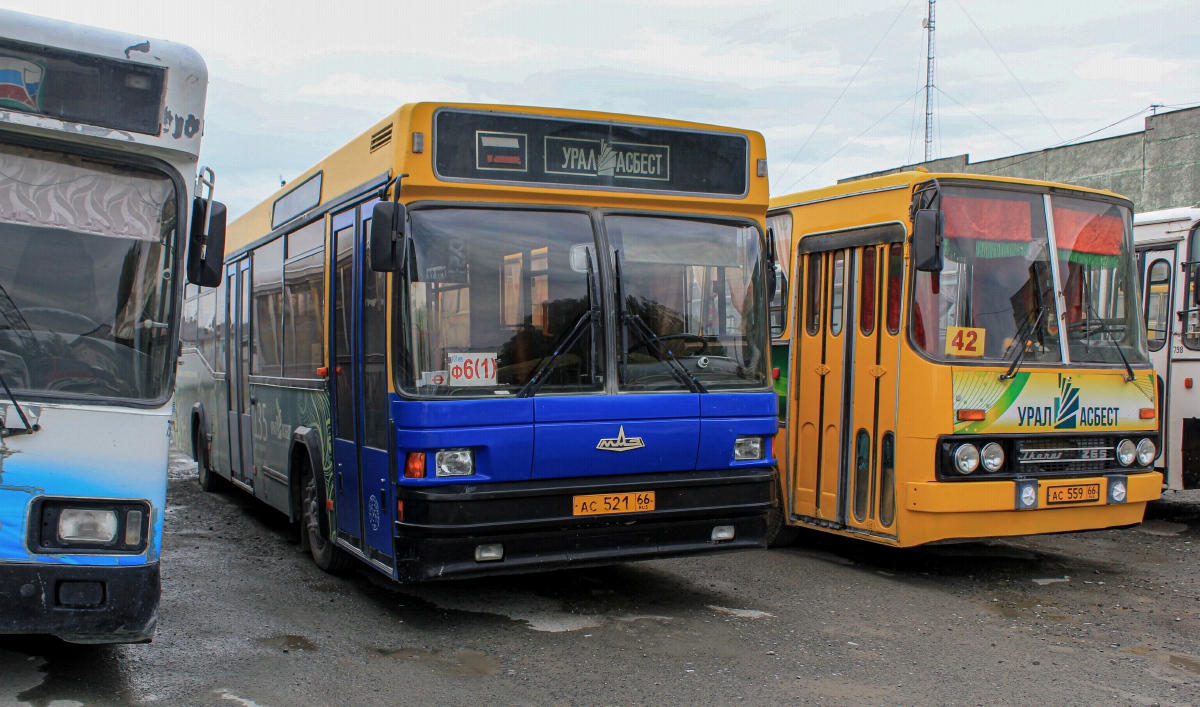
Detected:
left=1057, top=249, right=1120, bottom=268
left=945, top=238, right=1029, bottom=260
left=955, top=371, right=1030, bottom=434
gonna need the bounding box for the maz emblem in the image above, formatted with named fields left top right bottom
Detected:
left=596, top=426, right=645, bottom=452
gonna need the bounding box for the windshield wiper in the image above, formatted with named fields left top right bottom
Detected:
left=614, top=252, right=706, bottom=394
left=1083, top=299, right=1136, bottom=382
left=999, top=306, right=1047, bottom=381
left=0, top=355, right=33, bottom=435
left=517, top=250, right=602, bottom=398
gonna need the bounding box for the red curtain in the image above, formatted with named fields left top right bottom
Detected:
left=1052, top=202, right=1123, bottom=256
left=943, top=193, right=1032, bottom=242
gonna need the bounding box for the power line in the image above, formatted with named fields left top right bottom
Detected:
left=954, top=0, right=1063, bottom=143
left=936, top=86, right=1026, bottom=152
left=772, top=0, right=914, bottom=190
left=977, top=105, right=1154, bottom=175
left=781, top=87, right=925, bottom=194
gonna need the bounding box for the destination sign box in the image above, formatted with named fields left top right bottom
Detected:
left=435, top=109, right=748, bottom=196
left=0, top=38, right=166, bottom=136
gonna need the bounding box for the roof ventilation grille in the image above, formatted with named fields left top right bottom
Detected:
left=370, top=124, right=393, bottom=153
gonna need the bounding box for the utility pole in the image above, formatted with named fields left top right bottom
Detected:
left=923, top=0, right=936, bottom=162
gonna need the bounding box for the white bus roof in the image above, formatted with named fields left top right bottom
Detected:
left=0, top=9, right=208, bottom=159
left=1134, top=206, right=1200, bottom=228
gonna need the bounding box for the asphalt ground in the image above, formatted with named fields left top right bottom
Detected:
left=2, top=451, right=1199, bottom=706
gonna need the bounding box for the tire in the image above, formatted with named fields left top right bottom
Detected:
left=194, top=423, right=225, bottom=493
left=765, top=472, right=800, bottom=548
left=302, top=463, right=354, bottom=574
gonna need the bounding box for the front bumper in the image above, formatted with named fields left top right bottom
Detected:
left=906, top=471, right=1162, bottom=513
left=394, top=467, right=774, bottom=581
left=0, top=562, right=159, bottom=643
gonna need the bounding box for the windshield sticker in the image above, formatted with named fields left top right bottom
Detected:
left=945, top=326, right=986, bottom=357
left=0, top=56, right=43, bottom=112
left=447, top=353, right=497, bottom=387
left=417, top=370, right=448, bottom=387
left=953, top=370, right=1156, bottom=434
left=476, top=131, right=527, bottom=172
left=545, top=137, right=669, bottom=182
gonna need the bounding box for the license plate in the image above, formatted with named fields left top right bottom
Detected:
left=1046, top=483, right=1101, bottom=505
left=572, top=491, right=656, bottom=516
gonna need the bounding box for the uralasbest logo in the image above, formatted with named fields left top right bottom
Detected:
left=545, top=137, right=669, bottom=181
left=1016, top=375, right=1121, bottom=429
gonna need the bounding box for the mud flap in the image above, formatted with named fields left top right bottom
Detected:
left=1182, top=418, right=1200, bottom=489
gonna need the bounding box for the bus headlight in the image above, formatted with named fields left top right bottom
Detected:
left=953, top=444, right=980, bottom=474
left=733, top=436, right=765, bottom=461
left=435, top=449, right=475, bottom=477
left=980, top=443, right=1005, bottom=473
left=1136, top=438, right=1156, bottom=467
left=58, top=509, right=118, bottom=544
left=1116, top=439, right=1136, bottom=467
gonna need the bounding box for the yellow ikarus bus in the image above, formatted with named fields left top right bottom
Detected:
left=766, top=172, right=1162, bottom=547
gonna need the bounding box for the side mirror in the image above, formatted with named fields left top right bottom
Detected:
left=186, top=197, right=226, bottom=287
left=764, top=227, right=778, bottom=303
left=370, top=201, right=407, bottom=272
left=912, top=208, right=944, bottom=273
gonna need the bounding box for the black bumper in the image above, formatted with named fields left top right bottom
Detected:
left=394, top=467, right=774, bottom=581
left=0, top=562, right=158, bottom=643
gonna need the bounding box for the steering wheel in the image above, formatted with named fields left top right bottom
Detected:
left=629, top=333, right=708, bottom=356
left=1065, top=320, right=1107, bottom=338
left=21, top=307, right=101, bottom=337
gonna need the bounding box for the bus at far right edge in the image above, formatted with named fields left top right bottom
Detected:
left=766, top=171, right=1161, bottom=548
left=1134, top=205, right=1200, bottom=491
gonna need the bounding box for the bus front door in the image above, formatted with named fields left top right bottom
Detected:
left=329, top=202, right=394, bottom=563
left=789, top=242, right=899, bottom=535
left=1141, top=249, right=1175, bottom=481
left=227, top=258, right=255, bottom=489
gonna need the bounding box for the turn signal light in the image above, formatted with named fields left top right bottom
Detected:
left=404, top=452, right=426, bottom=479
left=772, top=368, right=780, bottom=381
left=396, top=500, right=404, bottom=521
left=956, top=409, right=985, bottom=421
left=1139, top=408, right=1155, bottom=419
left=316, top=366, right=328, bottom=377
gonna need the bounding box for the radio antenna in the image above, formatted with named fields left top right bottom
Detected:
left=922, top=0, right=937, bottom=162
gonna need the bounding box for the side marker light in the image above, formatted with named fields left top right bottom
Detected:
left=956, top=409, right=986, bottom=422
left=1139, top=408, right=1155, bottom=419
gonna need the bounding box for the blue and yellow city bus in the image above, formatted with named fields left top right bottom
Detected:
left=174, top=103, right=779, bottom=581
left=0, top=10, right=225, bottom=642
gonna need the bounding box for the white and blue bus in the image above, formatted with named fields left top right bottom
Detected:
left=0, top=10, right=225, bottom=643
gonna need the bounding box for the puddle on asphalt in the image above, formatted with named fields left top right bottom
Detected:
left=253, top=635, right=317, bottom=652
left=375, top=646, right=500, bottom=676
left=1168, top=654, right=1200, bottom=674
left=1135, top=519, right=1188, bottom=536
left=709, top=605, right=773, bottom=619
left=0, top=638, right=134, bottom=707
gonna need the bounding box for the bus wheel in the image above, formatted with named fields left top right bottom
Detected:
left=302, top=465, right=353, bottom=574
left=765, top=474, right=799, bottom=548
left=194, top=425, right=224, bottom=493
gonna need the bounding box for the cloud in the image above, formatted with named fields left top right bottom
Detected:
left=600, top=29, right=840, bottom=83
left=1074, top=50, right=1180, bottom=83
left=297, top=74, right=469, bottom=104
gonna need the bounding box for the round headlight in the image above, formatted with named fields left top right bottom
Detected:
left=980, top=442, right=1005, bottom=472
left=1116, top=439, right=1136, bottom=467
left=1136, top=438, right=1156, bottom=467
left=954, top=444, right=980, bottom=474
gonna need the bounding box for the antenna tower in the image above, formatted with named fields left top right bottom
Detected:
left=922, top=0, right=937, bottom=162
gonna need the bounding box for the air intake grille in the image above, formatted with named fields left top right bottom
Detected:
left=370, top=124, right=393, bottom=153
left=1015, top=437, right=1121, bottom=475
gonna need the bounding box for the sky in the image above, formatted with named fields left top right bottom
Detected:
left=4, top=0, right=1198, bottom=217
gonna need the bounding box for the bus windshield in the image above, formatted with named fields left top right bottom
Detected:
left=398, top=208, right=604, bottom=397
left=608, top=215, right=768, bottom=391
left=912, top=186, right=1062, bottom=364
left=1052, top=195, right=1147, bottom=365
left=0, top=142, right=179, bottom=401
left=911, top=185, right=1148, bottom=367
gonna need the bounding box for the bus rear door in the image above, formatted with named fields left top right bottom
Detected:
left=227, top=258, right=255, bottom=489
left=789, top=236, right=901, bottom=535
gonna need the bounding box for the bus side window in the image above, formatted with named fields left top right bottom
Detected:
left=829, top=251, right=845, bottom=336
left=283, top=223, right=326, bottom=379
left=768, top=212, right=792, bottom=338
left=805, top=252, right=822, bottom=336
left=1188, top=226, right=1200, bottom=350
left=251, top=237, right=285, bottom=377
left=1145, top=258, right=1170, bottom=352
left=886, top=243, right=903, bottom=335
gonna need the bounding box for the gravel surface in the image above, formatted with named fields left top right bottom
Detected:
left=1, top=451, right=1198, bottom=706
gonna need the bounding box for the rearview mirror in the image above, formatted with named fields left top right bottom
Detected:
left=912, top=208, right=944, bottom=273
left=370, top=201, right=407, bottom=272
left=186, top=198, right=226, bottom=287
left=1193, top=263, right=1200, bottom=307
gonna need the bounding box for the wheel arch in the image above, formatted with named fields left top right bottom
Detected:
left=290, top=426, right=328, bottom=533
